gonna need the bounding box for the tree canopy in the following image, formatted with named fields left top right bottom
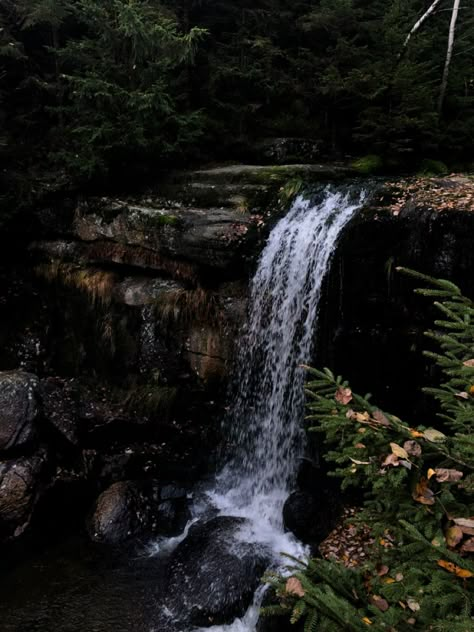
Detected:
left=0, top=0, right=473, bottom=216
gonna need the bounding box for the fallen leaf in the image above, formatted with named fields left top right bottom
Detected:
left=455, top=392, right=470, bottom=400
left=460, top=538, right=474, bottom=553
left=372, top=410, right=390, bottom=427
left=407, top=617, right=416, bottom=625
left=453, top=518, right=474, bottom=530
left=285, top=577, right=305, bottom=597
left=403, top=440, right=421, bottom=457
left=412, top=478, right=435, bottom=505
left=371, top=595, right=389, bottom=612
left=463, top=359, right=474, bottom=367
left=427, top=468, right=436, bottom=480
left=469, top=385, right=474, bottom=395
left=383, top=577, right=396, bottom=584
left=423, top=428, right=447, bottom=443
left=437, top=560, right=474, bottom=578
left=382, top=453, right=400, bottom=468
left=410, top=429, right=424, bottom=438
left=407, top=599, right=420, bottom=612
left=435, top=468, right=464, bottom=483
left=355, top=412, right=371, bottom=423
left=377, top=565, right=389, bottom=577
left=355, top=443, right=366, bottom=449
left=335, top=387, right=352, bottom=405
left=390, top=442, right=409, bottom=459
left=445, top=526, right=463, bottom=547
left=362, top=617, right=373, bottom=625
left=395, top=573, right=404, bottom=582
left=350, top=458, right=371, bottom=465
left=400, top=460, right=412, bottom=470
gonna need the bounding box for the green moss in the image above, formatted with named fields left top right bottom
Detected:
left=351, top=154, right=383, bottom=175
left=418, top=159, right=449, bottom=176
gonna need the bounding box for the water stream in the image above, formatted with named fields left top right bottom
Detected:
left=199, top=186, right=367, bottom=630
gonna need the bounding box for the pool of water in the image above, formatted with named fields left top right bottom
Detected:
left=0, top=535, right=167, bottom=632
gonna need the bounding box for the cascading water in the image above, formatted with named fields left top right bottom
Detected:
left=208, top=186, right=366, bottom=538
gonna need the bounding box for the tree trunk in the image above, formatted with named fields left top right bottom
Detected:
left=438, top=0, right=461, bottom=115
left=399, top=0, right=444, bottom=59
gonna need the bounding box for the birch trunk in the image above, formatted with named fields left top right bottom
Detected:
left=438, top=0, right=461, bottom=114
left=400, top=0, right=444, bottom=58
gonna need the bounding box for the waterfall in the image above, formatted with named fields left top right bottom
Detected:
left=208, top=186, right=366, bottom=539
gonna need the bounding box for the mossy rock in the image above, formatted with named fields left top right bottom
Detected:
left=418, top=159, right=449, bottom=176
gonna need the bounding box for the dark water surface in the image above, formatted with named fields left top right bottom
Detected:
left=0, top=536, right=166, bottom=632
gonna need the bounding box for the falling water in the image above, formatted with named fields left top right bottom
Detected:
left=209, top=186, right=367, bottom=539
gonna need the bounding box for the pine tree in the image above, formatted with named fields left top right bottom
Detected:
left=264, top=268, right=474, bottom=631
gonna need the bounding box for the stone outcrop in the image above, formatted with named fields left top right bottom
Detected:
left=0, top=371, right=39, bottom=452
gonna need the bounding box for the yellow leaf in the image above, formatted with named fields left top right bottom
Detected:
left=390, top=442, right=408, bottom=459
left=437, top=560, right=474, bottom=578
left=423, top=428, right=447, bottom=443
left=410, top=429, right=424, bottom=438
left=427, top=468, right=436, bottom=480
left=446, top=526, right=463, bottom=548
left=362, top=617, right=373, bottom=625
left=383, top=577, right=396, bottom=584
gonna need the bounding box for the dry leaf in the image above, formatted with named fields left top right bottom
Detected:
left=390, top=442, right=409, bottom=459
left=445, top=526, right=463, bottom=547
left=435, top=468, right=464, bottom=483
left=455, top=391, right=469, bottom=400
left=362, top=617, right=373, bottom=625
left=395, top=573, right=404, bottom=582
left=407, top=618, right=416, bottom=625
left=382, top=453, right=400, bottom=468
left=335, top=387, right=352, bottom=405
left=350, top=458, right=371, bottom=465
left=407, top=599, right=420, bottom=612
left=285, top=577, right=305, bottom=597
left=437, top=560, right=474, bottom=578
left=412, top=478, right=435, bottom=505
left=423, top=428, right=447, bottom=443
left=400, top=460, right=412, bottom=470
left=463, top=359, right=474, bottom=367
left=377, top=565, right=389, bottom=577
left=403, top=441, right=421, bottom=457
left=355, top=412, right=371, bottom=423
left=355, top=443, right=366, bottom=449
left=371, top=595, right=389, bottom=612
left=453, top=517, right=474, bottom=530
left=410, top=429, right=424, bottom=438
left=460, top=538, right=474, bottom=553
left=427, top=468, right=436, bottom=480
left=383, top=577, right=396, bottom=584
left=372, top=410, right=390, bottom=427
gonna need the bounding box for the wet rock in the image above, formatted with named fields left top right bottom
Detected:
left=156, top=499, right=190, bottom=537
left=40, top=377, right=80, bottom=445
left=0, top=371, right=39, bottom=452
left=0, top=452, right=47, bottom=541
left=283, top=491, right=319, bottom=543
left=163, top=516, right=270, bottom=627
left=86, top=480, right=161, bottom=544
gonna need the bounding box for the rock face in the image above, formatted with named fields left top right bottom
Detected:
left=0, top=371, right=39, bottom=451
left=162, top=516, right=270, bottom=627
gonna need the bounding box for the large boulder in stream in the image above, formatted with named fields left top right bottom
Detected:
left=0, top=371, right=39, bottom=452
left=162, top=516, right=270, bottom=628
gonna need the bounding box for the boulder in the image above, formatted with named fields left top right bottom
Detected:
left=0, top=453, right=46, bottom=541
left=162, top=516, right=270, bottom=627
left=0, top=371, right=39, bottom=452
left=87, top=480, right=158, bottom=544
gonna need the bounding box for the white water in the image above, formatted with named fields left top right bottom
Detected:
left=209, top=187, right=365, bottom=533
left=155, top=187, right=366, bottom=632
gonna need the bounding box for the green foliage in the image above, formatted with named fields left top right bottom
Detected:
left=351, top=155, right=383, bottom=175
left=419, top=159, right=449, bottom=176
left=264, top=269, right=474, bottom=631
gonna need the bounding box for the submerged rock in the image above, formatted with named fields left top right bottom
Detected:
left=162, top=516, right=270, bottom=627
left=0, top=371, right=39, bottom=451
